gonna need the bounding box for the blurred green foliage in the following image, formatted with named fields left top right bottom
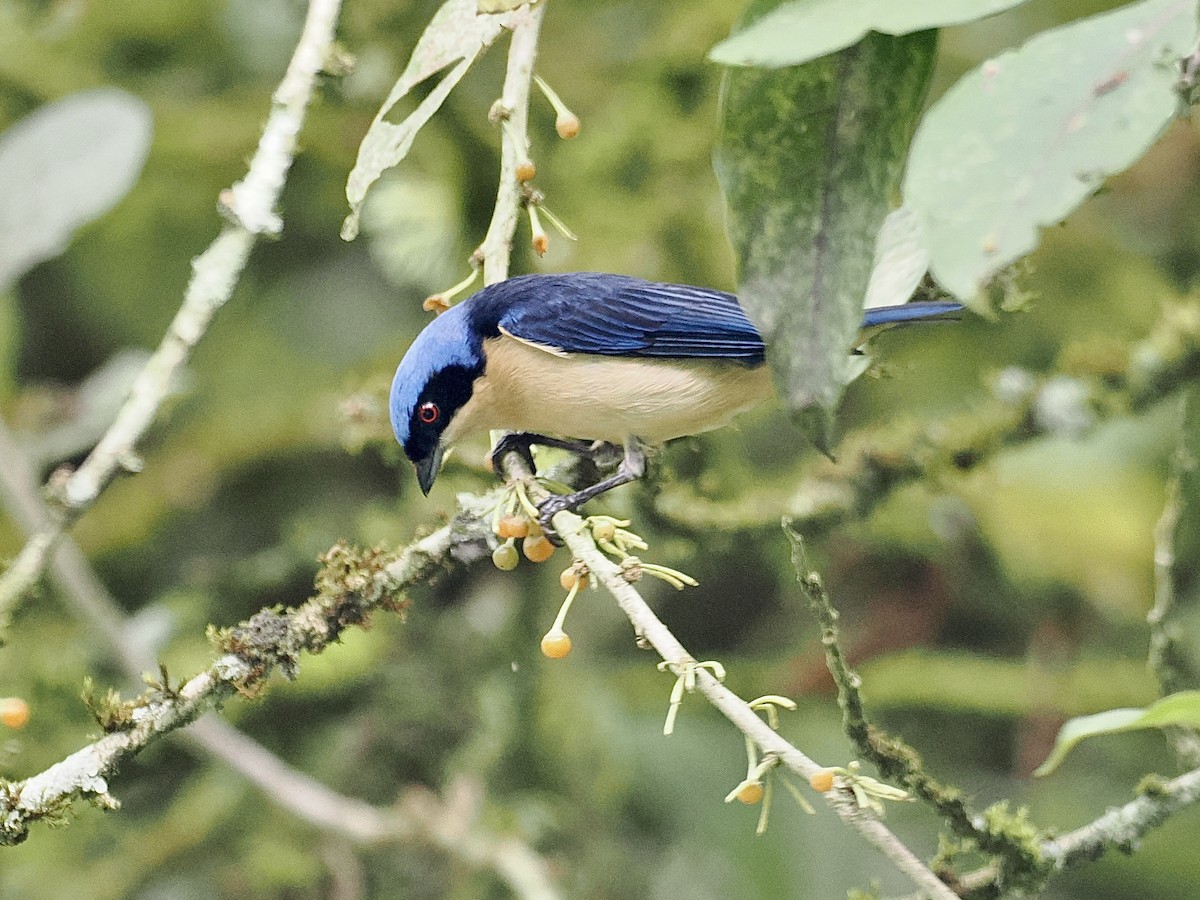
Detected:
left=0, top=0, right=1199, bottom=897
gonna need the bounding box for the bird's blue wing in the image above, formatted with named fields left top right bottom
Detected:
left=861, top=301, right=962, bottom=328
left=487, top=273, right=766, bottom=363
left=470, top=273, right=962, bottom=362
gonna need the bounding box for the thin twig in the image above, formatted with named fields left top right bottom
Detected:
left=0, top=0, right=343, bottom=627
left=477, top=0, right=547, bottom=285
left=185, top=718, right=559, bottom=899
left=543, top=504, right=956, bottom=900
left=1148, top=392, right=1200, bottom=764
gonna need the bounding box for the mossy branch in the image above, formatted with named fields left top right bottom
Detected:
left=0, top=530, right=458, bottom=846
left=0, top=0, right=345, bottom=630
left=786, top=523, right=1052, bottom=893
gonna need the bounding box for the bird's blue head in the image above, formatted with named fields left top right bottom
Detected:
left=390, top=301, right=485, bottom=494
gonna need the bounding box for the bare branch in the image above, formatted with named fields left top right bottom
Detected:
left=185, top=719, right=559, bottom=899
left=0, top=0, right=344, bottom=626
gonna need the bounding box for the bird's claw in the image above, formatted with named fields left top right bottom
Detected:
left=537, top=495, right=575, bottom=546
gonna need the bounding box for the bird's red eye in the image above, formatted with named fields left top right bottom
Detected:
left=418, top=402, right=440, bottom=424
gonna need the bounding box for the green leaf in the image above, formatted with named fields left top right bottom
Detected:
left=904, top=0, right=1199, bottom=303
left=0, top=88, right=152, bottom=293
left=1035, top=690, right=1200, bottom=776
left=710, top=0, right=1030, bottom=68
left=714, top=29, right=937, bottom=451
left=342, top=0, right=530, bottom=240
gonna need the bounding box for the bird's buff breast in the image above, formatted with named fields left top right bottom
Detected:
left=442, top=334, right=773, bottom=445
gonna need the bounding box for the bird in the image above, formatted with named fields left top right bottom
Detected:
left=389, top=272, right=961, bottom=534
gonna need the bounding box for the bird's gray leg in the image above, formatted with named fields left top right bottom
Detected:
left=537, top=437, right=647, bottom=541
left=490, top=432, right=598, bottom=474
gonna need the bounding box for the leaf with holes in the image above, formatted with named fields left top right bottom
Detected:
left=342, top=0, right=532, bottom=240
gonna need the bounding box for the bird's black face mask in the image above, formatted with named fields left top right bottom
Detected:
left=402, top=362, right=479, bottom=494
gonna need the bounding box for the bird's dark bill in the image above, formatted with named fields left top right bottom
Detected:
left=415, top=444, right=444, bottom=496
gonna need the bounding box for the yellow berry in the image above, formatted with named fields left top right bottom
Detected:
left=592, top=520, right=616, bottom=542
left=736, top=781, right=764, bottom=805
left=556, top=113, right=580, bottom=139
left=560, top=567, right=588, bottom=590
left=523, top=534, right=555, bottom=563
left=541, top=628, right=572, bottom=658
left=516, top=160, right=537, bottom=182
left=0, top=697, right=30, bottom=729
left=809, top=768, right=836, bottom=793
left=496, top=515, right=529, bottom=539
left=492, top=543, right=520, bottom=571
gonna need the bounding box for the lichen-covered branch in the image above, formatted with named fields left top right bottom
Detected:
left=1043, top=764, right=1200, bottom=868
left=0, top=528, right=458, bottom=846
left=0, top=0, right=344, bottom=627
left=956, top=763, right=1200, bottom=896
left=2, top=411, right=559, bottom=896
left=789, top=484, right=1200, bottom=897
left=787, top=522, right=1050, bottom=893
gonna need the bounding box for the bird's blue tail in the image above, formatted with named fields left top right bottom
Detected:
left=860, top=301, right=963, bottom=329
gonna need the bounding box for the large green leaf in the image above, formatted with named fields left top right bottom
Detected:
left=714, top=27, right=937, bottom=450
left=1035, top=691, right=1200, bottom=776
left=904, top=0, right=1199, bottom=303
left=0, top=89, right=152, bottom=293
left=710, top=0, right=1030, bottom=68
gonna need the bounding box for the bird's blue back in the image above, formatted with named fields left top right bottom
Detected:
left=464, top=273, right=767, bottom=363
left=457, top=272, right=959, bottom=361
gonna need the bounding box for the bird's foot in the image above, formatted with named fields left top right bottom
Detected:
left=537, top=494, right=577, bottom=546
left=489, top=433, right=537, bottom=475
